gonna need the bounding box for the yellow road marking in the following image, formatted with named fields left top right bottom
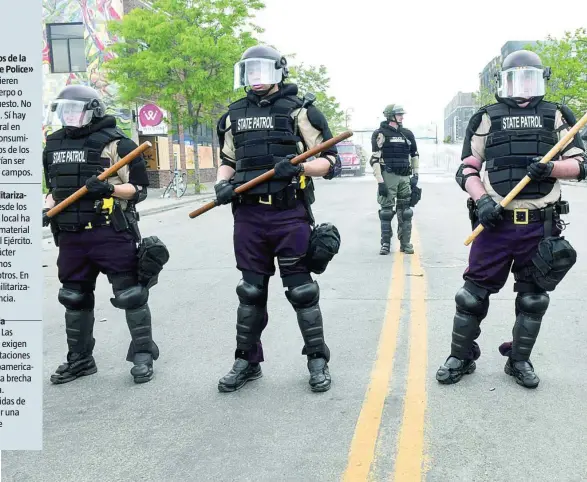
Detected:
left=343, top=249, right=405, bottom=481
left=392, top=226, right=428, bottom=481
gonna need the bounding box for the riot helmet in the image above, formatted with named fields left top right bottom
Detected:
left=234, top=44, right=289, bottom=96
left=383, top=104, right=406, bottom=126
left=46, top=84, right=106, bottom=128
left=497, top=50, right=551, bottom=101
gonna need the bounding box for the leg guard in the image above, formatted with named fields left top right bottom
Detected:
left=51, top=285, right=98, bottom=384
left=511, top=291, right=549, bottom=361
left=378, top=208, right=394, bottom=254
left=451, top=281, right=489, bottom=360
left=396, top=199, right=414, bottom=254
left=57, top=285, right=96, bottom=354
left=285, top=281, right=330, bottom=361
left=109, top=274, right=159, bottom=383
left=235, top=277, right=268, bottom=355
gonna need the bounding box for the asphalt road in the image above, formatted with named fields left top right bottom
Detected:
left=2, top=142, right=587, bottom=481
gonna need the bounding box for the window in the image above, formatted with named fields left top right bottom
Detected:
left=46, top=23, right=86, bottom=73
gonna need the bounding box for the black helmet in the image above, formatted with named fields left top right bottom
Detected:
left=497, top=50, right=550, bottom=102
left=47, top=84, right=106, bottom=128
left=501, top=50, right=544, bottom=70
left=234, top=44, right=288, bottom=95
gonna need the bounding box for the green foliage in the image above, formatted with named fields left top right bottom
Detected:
left=525, top=28, right=587, bottom=115
left=472, top=86, right=496, bottom=108
left=103, top=0, right=264, bottom=188
left=288, top=63, right=346, bottom=135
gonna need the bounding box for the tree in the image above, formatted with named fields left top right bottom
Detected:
left=525, top=28, right=587, bottom=115
left=104, top=0, right=264, bottom=192
left=288, top=63, right=346, bottom=135
left=472, top=86, right=497, bottom=109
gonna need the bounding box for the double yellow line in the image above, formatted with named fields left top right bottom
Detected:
left=343, top=226, right=428, bottom=481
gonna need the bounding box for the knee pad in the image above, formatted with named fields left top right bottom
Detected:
left=58, top=287, right=94, bottom=311
left=111, top=284, right=149, bottom=310
left=400, top=207, right=413, bottom=220
left=236, top=279, right=267, bottom=306
left=286, top=281, right=320, bottom=310
left=516, top=292, right=549, bottom=316
left=455, top=284, right=489, bottom=317
left=379, top=209, right=395, bottom=221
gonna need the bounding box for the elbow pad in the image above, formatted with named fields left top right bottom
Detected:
left=578, top=159, right=587, bottom=181
left=455, top=164, right=480, bottom=191
left=132, top=185, right=148, bottom=203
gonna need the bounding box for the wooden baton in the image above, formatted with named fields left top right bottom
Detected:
left=188, top=130, right=354, bottom=219
left=45, top=141, right=152, bottom=218
left=464, top=110, right=587, bottom=246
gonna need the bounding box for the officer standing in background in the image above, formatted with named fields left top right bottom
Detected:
left=370, top=104, right=420, bottom=255
left=435, top=50, right=586, bottom=389
left=214, top=44, right=341, bottom=393
left=43, top=85, right=165, bottom=385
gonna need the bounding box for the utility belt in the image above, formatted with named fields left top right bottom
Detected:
left=382, top=163, right=411, bottom=176
left=502, top=201, right=569, bottom=225
left=467, top=198, right=569, bottom=233
left=235, top=184, right=303, bottom=210
left=53, top=197, right=141, bottom=243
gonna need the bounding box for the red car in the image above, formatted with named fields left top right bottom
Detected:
left=336, top=141, right=365, bottom=177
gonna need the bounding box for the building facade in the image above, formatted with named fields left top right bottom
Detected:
left=480, top=55, right=501, bottom=94
left=443, top=92, right=476, bottom=143
left=42, top=0, right=218, bottom=187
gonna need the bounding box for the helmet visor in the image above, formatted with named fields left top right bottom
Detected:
left=234, top=58, right=283, bottom=89
left=499, top=67, right=545, bottom=99
left=45, top=99, right=94, bottom=128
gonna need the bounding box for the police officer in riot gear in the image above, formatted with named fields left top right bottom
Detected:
left=43, top=85, right=165, bottom=385
left=370, top=104, right=420, bottom=255
left=436, top=50, right=585, bottom=389
left=214, top=44, right=340, bottom=393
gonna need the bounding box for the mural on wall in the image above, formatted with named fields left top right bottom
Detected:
left=42, top=0, right=131, bottom=137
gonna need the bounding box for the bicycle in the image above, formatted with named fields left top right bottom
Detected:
left=161, top=168, right=187, bottom=198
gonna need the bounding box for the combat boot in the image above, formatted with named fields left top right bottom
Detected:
left=504, top=358, right=540, bottom=389
left=50, top=351, right=97, bottom=384
left=307, top=355, right=331, bottom=392
left=380, top=242, right=391, bottom=255
left=218, top=358, right=263, bottom=392
left=435, top=354, right=477, bottom=384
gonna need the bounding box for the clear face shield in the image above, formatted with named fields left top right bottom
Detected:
left=498, top=67, right=546, bottom=99
left=45, top=99, right=94, bottom=128
left=233, top=58, right=283, bottom=90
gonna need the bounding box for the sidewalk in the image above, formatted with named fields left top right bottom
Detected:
left=42, top=182, right=216, bottom=240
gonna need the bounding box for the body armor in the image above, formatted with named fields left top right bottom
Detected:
left=484, top=101, right=559, bottom=198
left=45, top=126, right=126, bottom=231
left=378, top=123, right=412, bottom=176
left=228, top=93, right=304, bottom=196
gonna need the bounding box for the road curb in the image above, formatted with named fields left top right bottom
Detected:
left=42, top=194, right=216, bottom=240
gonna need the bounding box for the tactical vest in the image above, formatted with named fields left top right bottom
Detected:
left=379, top=125, right=412, bottom=176
left=484, top=101, right=559, bottom=199
left=228, top=94, right=304, bottom=196
left=45, top=127, right=126, bottom=231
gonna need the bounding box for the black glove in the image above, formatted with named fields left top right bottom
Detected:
left=42, top=208, right=50, bottom=227
left=378, top=182, right=388, bottom=197
left=214, top=180, right=236, bottom=205
left=410, top=175, right=419, bottom=188
left=273, top=155, right=302, bottom=180
left=85, top=175, right=114, bottom=197
left=475, top=194, right=504, bottom=230
left=527, top=157, right=554, bottom=181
